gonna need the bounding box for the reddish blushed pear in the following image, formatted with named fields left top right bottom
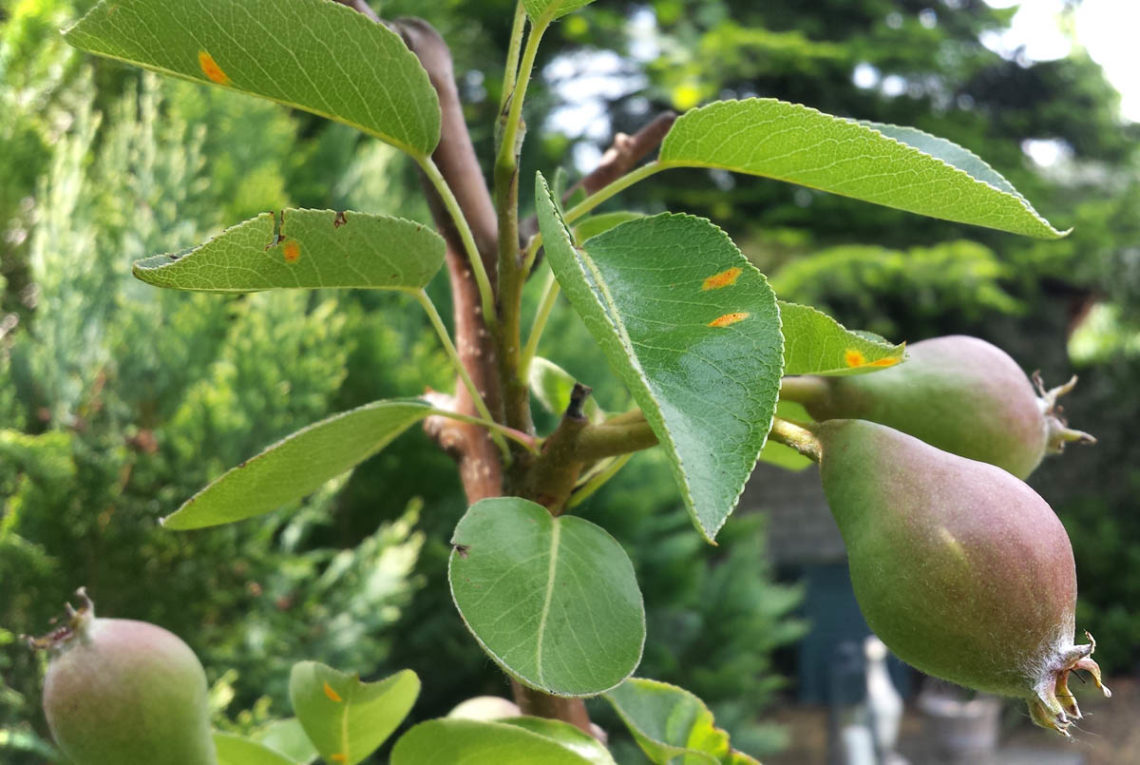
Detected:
left=787, top=335, right=1094, bottom=479
left=815, top=419, right=1109, bottom=735
left=30, top=589, right=217, bottom=765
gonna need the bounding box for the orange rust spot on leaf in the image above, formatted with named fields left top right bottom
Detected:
left=870, top=357, right=900, bottom=368
left=702, top=267, right=742, bottom=291
left=845, top=349, right=867, bottom=367
left=323, top=682, right=343, bottom=703
left=330, top=755, right=348, bottom=763
left=282, top=240, right=301, bottom=263
left=708, top=312, right=750, bottom=328
left=197, top=51, right=230, bottom=85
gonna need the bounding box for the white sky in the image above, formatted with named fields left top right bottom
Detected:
left=984, top=0, right=1140, bottom=122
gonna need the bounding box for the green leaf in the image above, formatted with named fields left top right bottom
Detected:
left=499, top=718, right=615, bottom=764
left=863, top=121, right=1025, bottom=199
left=523, top=0, right=598, bottom=24
left=659, top=99, right=1066, bottom=239
left=536, top=173, right=783, bottom=542
left=758, top=401, right=814, bottom=472
left=214, top=732, right=296, bottom=765
left=391, top=719, right=595, bottom=765
left=289, top=664, right=419, bottom=765
left=133, top=209, right=444, bottom=293
left=449, top=497, right=645, bottom=696
left=529, top=357, right=605, bottom=423
left=64, top=0, right=440, bottom=158
left=573, top=211, right=647, bottom=243
left=253, top=719, right=318, bottom=764
left=604, top=678, right=759, bottom=765
left=161, top=399, right=432, bottom=530
left=779, top=301, right=905, bottom=376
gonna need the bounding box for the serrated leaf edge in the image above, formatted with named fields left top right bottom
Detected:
left=604, top=678, right=721, bottom=765
left=133, top=208, right=442, bottom=292
left=778, top=300, right=907, bottom=375
left=661, top=98, right=1068, bottom=239
left=561, top=205, right=783, bottom=542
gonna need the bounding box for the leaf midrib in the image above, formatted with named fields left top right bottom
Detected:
left=534, top=519, right=561, bottom=686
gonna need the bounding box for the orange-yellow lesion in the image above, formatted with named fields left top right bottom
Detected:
left=282, top=240, right=301, bottom=263
left=702, top=267, right=742, bottom=291
left=330, top=754, right=348, bottom=763
left=197, top=51, right=231, bottom=85
left=322, top=681, right=343, bottom=703
left=845, top=348, right=901, bottom=369
left=708, top=312, right=749, bottom=328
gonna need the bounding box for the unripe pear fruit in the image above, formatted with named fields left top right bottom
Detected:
left=785, top=335, right=1094, bottom=479
left=814, top=419, right=1109, bottom=735
left=29, top=589, right=217, bottom=765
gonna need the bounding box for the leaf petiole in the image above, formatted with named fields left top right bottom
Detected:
left=412, top=289, right=510, bottom=460
left=521, top=160, right=666, bottom=270
left=417, top=157, right=498, bottom=328
left=563, top=161, right=666, bottom=224
left=568, top=453, right=634, bottom=509
left=498, top=3, right=529, bottom=122
left=518, top=269, right=561, bottom=383
left=427, top=409, right=541, bottom=455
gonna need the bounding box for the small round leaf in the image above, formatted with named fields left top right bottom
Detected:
left=449, top=498, right=645, bottom=696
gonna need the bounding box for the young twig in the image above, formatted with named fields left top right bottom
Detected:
left=768, top=417, right=822, bottom=462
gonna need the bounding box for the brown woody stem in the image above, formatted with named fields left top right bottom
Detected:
left=519, top=112, right=678, bottom=269
left=571, top=111, right=677, bottom=197
left=394, top=10, right=595, bottom=734
left=511, top=681, right=595, bottom=732
left=396, top=17, right=506, bottom=506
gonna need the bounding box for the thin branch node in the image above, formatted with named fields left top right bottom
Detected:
left=567, top=383, right=593, bottom=421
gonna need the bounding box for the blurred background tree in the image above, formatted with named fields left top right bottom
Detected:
left=2, top=0, right=1137, bottom=761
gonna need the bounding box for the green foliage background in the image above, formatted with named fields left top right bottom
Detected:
left=1, top=0, right=1137, bottom=761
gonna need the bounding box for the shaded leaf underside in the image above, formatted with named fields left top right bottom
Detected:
left=133, top=208, right=445, bottom=292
